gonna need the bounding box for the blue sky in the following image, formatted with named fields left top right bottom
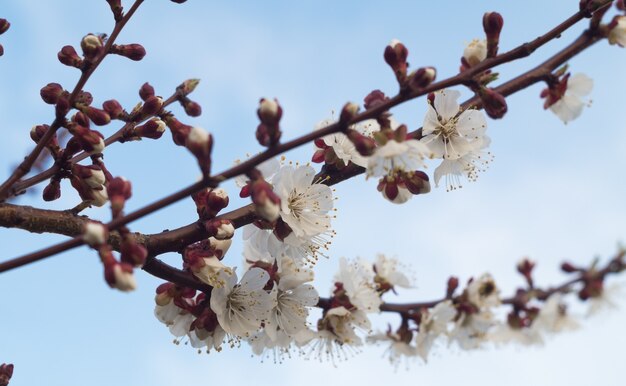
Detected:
left=1, top=1, right=626, bottom=385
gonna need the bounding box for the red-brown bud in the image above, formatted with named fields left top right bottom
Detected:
left=404, top=170, right=431, bottom=195
left=81, top=34, right=104, bottom=61
left=120, top=236, right=147, bottom=267
left=185, top=126, right=213, bottom=175
left=409, top=67, right=436, bottom=90
left=561, top=262, right=580, bottom=273
left=339, top=102, right=359, bottom=126
left=178, top=78, right=200, bottom=96
left=55, top=94, right=71, bottom=117
left=73, top=111, right=90, bottom=128
left=72, top=125, right=105, bottom=155
left=103, top=99, right=126, bottom=120
left=80, top=105, right=111, bottom=126
left=0, top=19, right=10, bottom=35
left=111, top=43, right=146, bottom=61
left=106, top=0, right=124, bottom=20
left=43, top=179, right=62, bottom=201
left=0, top=44, right=4, bottom=57
left=30, top=124, right=52, bottom=144
left=346, top=128, right=376, bottom=157
left=135, top=118, right=166, bottom=139
left=139, top=95, right=163, bottom=116
left=204, top=219, right=235, bottom=240
left=107, top=176, right=132, bottom=216
left=58, top=45, right=83, bottom=68
left=384, top=39, right=409, bottom=82
left=0, top=363, right=14, bottom=386
left=165, top=116, right=192, bottom=146
left=483, top=12, right=504, bottom=58
left=183, top=99, right=202, bottom=117
left=249, top=176, right=281, bottom=222
left=478, top=87, right=508, bottom=119
left=363, top=90, right=389, bottom=110
left=139, top=82, right=155, bottom=101
left=192, top=188, right=229, bottom=219
left=40, top=83, right=64, bottom=104
left=257, top=98, right=282, bottom=126
left=447, top=276, right=460, bottom=298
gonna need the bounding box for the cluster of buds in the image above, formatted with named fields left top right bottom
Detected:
left=110, top=43, right=146, bottom=61
left=483, top=12, right=504, bottom=58
left=183, top=238, right=233, bottom=288
left=192, top=188, right=229, bottom=220
left=0, top=18, right=9, bottom=56
left=0, top=363, right=13, bottom=386
left=256, top=98, right=282, bottom=147
left=506, top=291, right=540, bottom=330
left=377, top=170, right=430, bottom=204
left=243, top=168, right=281, bottom=222
left=70, top=163, right=108, bottom=207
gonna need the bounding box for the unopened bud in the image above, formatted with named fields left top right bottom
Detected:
left=76, top=90, right=93, bottom=106
left=42, top=179, right=62, bottom=201
left=186, top=126, right=213, bottom=174
left=205, top=219, right=235, bottom=240
left=135, top=118, right=166, bottom=139
left=139, top=95, right=163, bottom=116
left=178, top=78, right=200, bottom=96
left=409, top=67, right=436, bottom=90
left=478, top=87, right=508, bottom=119
left=192, top=187, right=229, bottom=219
left=346, top=128, right=376, bottom=157
left=139, top=82, right=155, bottom=101
left=579, top=0, right=610, bottom=17
left=55, top=94, right=71, bottom=117
left=249, top=177, right=280, bottom=222
left=107, top=176, right=132, bottom=216
left=608, top=16, right=626, bottom=47
left=258, top=98, right=282, bottom=126
left=40, top=83, right=64, bottom=104
left=104, top=259, right=137, bottom=291
left=384, top=39, right=409, bottom=82
left=83, top=222, right=108, bottom=247
left=73, top=126, right=105, bottom=155
left=80, top=105, right=111, bottom=126
left=404, top=170, right=431, bottom=195
left=120, top=236, right=147, bottom=266
left=463, top=39, right=487, bottom=68
left=447, top=276, right=460, bottom=298
left=483, top=12, right=504, bottom=58
left=170, top=0, right=187, bottom=3
left=363, top=89, right=389, bottom=110
left=73, top=164, right=106, bottom=188
left=0, top=363, right=14, bottom=386
left=58, top=45, right=82, bottom=68
left=165, top=116, right=192, bottom=146
left=103, top=99, right=125, bottom=120
left=30, top=124, right=55, bottom=145
left=561, top=262, right=580, bottom=273
left=183, top=99, right=202, bottom=117
left=0, top=19, right=10, bottom=35
left=106, top=0, right=123, bottom=20
left=209, top=237, right=232, bottom=258
left=111, top=43, right=146, bottom=61
left=81, top=34, right=103, bottom=61
left=339, top=102, right=359, bottom=126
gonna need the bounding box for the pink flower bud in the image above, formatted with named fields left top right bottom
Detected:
left=80, top=105, right=111, bottom=126
left=40, top=83, right=64, bottom=104
left=478, top=87, right=508, bottom=119
left=103, top=99, right=125, bottom=120
left=135, top=118, right=166, bottom=139
left=104, top=260, right=136, bottom=292
left=384, top=39, right=409, bottom=82
left=73, top=126, right=105, bottom=155
left=42, top=179, right=61, bottom=202
left=409, top=67, right=436, bottom=90
left=111, top=43, right=146, bottom=61
left=185, top=126, right=213, bottom=174
left=561, top=262, right=580, bottom=273
left=139, top=82, right=155, bottom=101
left=140, top=95, right=163, bottom=116
left=363, top=89, right=389, bottom=110
left=0, top=19, right=10, bottom=35
left=58, top=45, right=82, bottom=68
left=81, top=34, right=103, bottom=61
left=73, top=111, right=90, bottom=128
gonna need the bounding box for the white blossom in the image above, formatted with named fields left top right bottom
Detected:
left=449, top=310, right=496, bottom=350
left=421, top=89, right=488, bottom=161
left=549, top=73, right=593, bottom=124
left=372, top=254, right=412, bottom=289
left=210, top=268, right=275, bottom=337
left=535, top=294, right=579, bottom=333
left=608, top=16, right=626, bottom=47
left=313, top=118, right=379, bottom=168
left=415, top=300, right=456, bottom=361
left=467, top=273, right=500, bottom=309
left=433, top=135, right=492, bottom=191
left=366, top=139, right=430, bottom=178
left=463, top=39, right=487, bottom=67
left=336, top=257, right=382, bottom=313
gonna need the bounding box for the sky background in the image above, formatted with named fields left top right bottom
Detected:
left=1, top=1, right=626, bottom=385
